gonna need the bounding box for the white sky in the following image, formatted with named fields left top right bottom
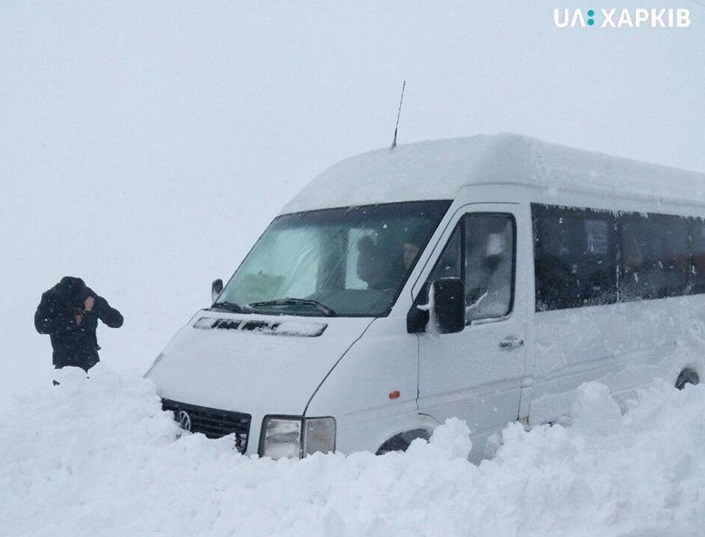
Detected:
left=1, top=1, right=704, bottom=403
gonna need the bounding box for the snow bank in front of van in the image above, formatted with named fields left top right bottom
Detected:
left=2, top=365, right=705, bottom=537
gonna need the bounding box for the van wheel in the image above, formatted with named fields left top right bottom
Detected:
left=376, top=429, right=430, bottom=455
left=675, top=369, right=700, bottom=390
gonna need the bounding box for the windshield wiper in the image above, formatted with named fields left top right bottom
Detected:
left=248, top=298, right=337, bottom=317
left=210, top=301, right=253, bottom=314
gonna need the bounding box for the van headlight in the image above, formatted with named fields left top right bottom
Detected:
left=260, top=416, right=336, bottom=459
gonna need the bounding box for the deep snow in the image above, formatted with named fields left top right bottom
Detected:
left=2, top=364, right=704, bottom=537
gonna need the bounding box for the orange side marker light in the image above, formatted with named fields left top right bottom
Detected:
left=389, top=390, right=401, bottom=400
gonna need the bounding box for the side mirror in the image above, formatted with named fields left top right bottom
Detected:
left=211, top=278, right=224, bottom=303
left=430, top=277, right=465, bottom=334
left=407, top=277, right=465, bottom=334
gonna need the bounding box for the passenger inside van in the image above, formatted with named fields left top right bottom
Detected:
left=466, top=228, right=512, bottom=321
left=356, top=236, right=397, bottom=290
left=403, top=240, right=421, bottom=271
left=623, top=236, right=644, bottom=274
left=402, top=227, right=427, bottom=270
left=621, top=235, right=651, bottom=299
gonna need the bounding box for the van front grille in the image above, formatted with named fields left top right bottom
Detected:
left=162, top=399, right=251, bottom=453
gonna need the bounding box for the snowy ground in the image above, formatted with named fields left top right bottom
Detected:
left=2, top=364, right=704, bottom=537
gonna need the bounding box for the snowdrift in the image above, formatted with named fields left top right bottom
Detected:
left=2, top=364, right=705, bottom=537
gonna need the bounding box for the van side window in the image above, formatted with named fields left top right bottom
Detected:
left=428, top=213, right=516, bottom=323
left=464, top=214, right=515, bottom=321
left=619, top=214, right=689, bottom=300
left=533, top=205, right=617, bottom=311
left=690, top=219, right=705, bottom=294
left=656, top=215, right=690, bottom=297
left=534, top=204, right=700, bottom=311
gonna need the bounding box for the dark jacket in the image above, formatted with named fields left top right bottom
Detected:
left=34, top=277, right=124, bottom=371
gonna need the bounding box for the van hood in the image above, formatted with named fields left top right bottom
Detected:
left=145, top=311, right=373, bottom=415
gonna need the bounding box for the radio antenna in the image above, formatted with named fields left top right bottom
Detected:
left=391, top=80, right=406, bottom=150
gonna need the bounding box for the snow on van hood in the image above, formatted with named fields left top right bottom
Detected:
left=282, top=133, right=705, bottom=213
left=145, top=312, right=373, bottom=416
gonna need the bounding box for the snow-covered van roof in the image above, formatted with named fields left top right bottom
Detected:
left=281, top=134, right=705, bottom=214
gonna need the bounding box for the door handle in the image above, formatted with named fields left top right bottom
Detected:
left=499, top=336, right=524, bottom=350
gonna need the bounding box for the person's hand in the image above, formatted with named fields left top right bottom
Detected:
left=84, top=296, right=95, bottom=312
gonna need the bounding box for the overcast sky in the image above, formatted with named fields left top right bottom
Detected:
left=1, top=1, right=703, bottom=403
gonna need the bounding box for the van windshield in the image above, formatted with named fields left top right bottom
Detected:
left=216, top=201, right=451, bottom=317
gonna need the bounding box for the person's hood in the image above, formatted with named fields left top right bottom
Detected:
left=54, top=276, right=88, bottom=304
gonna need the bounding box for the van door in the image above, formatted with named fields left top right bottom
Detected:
left=416, top=205, right=528, bottom=459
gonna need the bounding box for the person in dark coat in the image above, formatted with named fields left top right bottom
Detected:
left=34, top=276, right=124, bottom=372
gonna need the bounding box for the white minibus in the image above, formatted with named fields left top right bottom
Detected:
left=145, top=134, right=705, bottom=461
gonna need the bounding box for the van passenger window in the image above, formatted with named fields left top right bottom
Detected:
left=427, top=213, right=516, bottom=323
left=533, top=205, right=617, bottom=311
left=619, top=218, right=655, bottom=300
left=619, top=214, right=689, bottom=300
left=690, top=219, right=705, bottom=294
left=464, top=215, right=515, bottom=321
left=534, top=204, right=698, bottom=311
left=655, top=215, right=689, bottom=297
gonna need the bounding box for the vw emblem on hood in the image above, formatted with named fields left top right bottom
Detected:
left=176, top=410, right=192, bottom=432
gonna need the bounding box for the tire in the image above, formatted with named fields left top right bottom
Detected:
left=675, top=369, right=700, bottom=390
left=376, top=429, right=430, bottom=455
